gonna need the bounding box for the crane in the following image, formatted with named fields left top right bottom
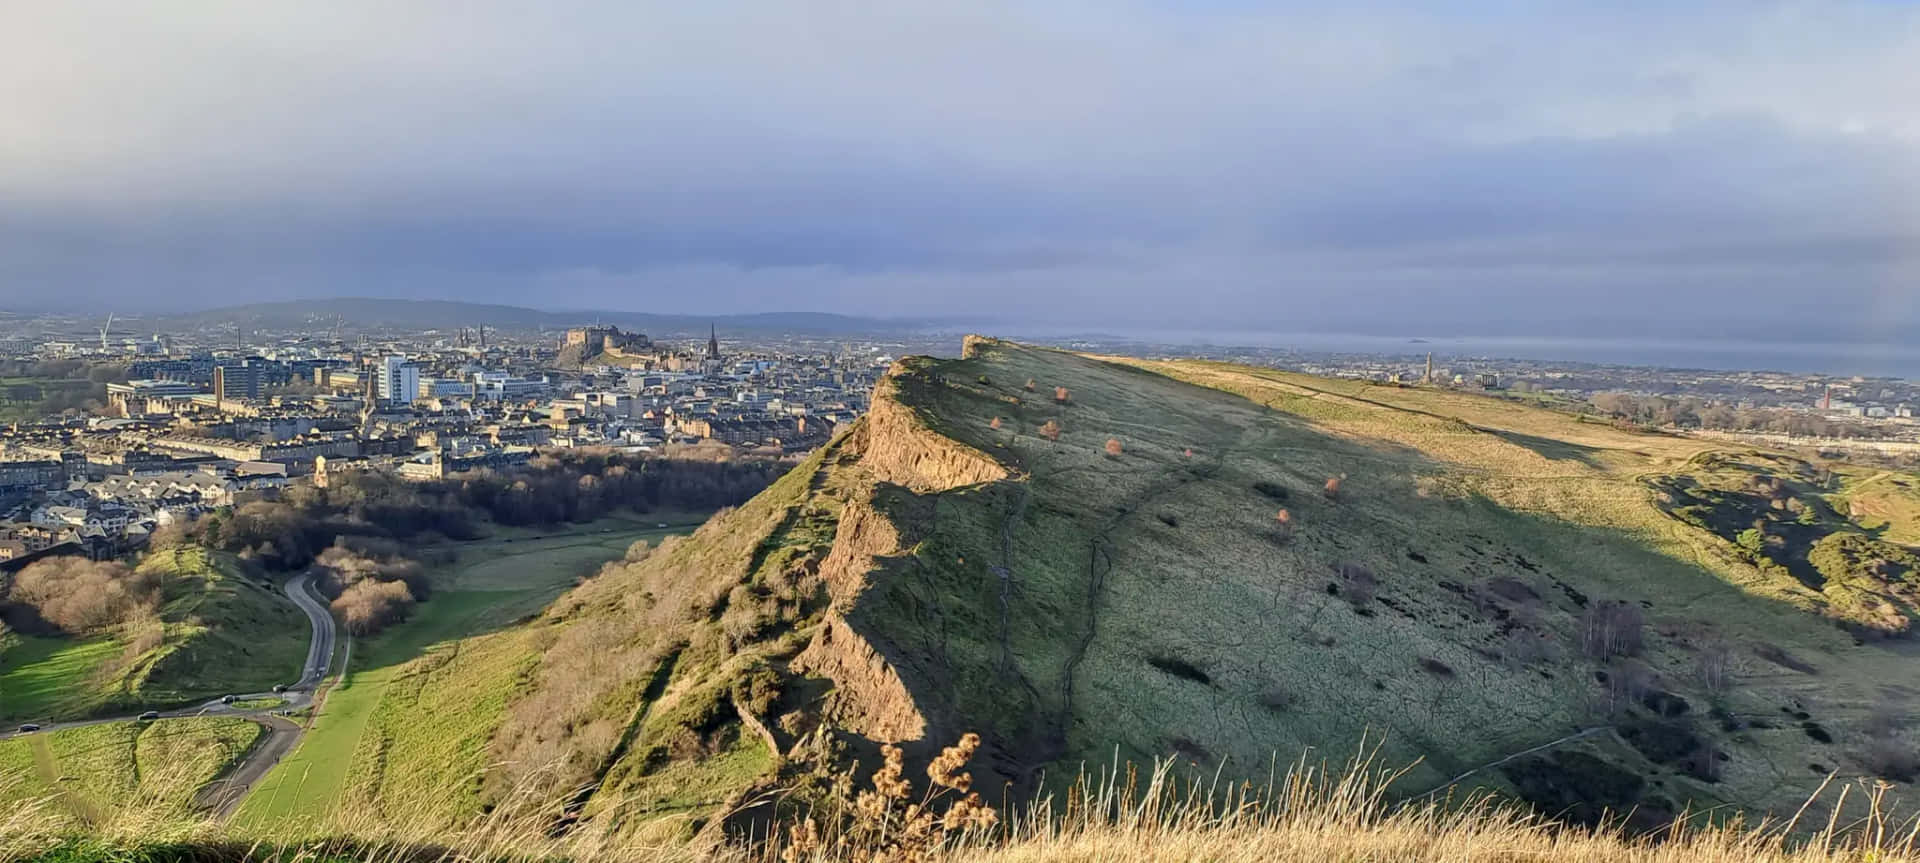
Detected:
left=98, top=313, right=114, bottom=352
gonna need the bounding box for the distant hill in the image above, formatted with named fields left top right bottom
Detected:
left=322, top=337, right=1920, bottom=839
left=157, top=298, right=914, bottom=337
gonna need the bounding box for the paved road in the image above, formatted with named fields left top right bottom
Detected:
left=0, top=572, right=339, bottom=815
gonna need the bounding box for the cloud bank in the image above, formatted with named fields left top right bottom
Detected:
left=1, top=1, right=1916, bottom=341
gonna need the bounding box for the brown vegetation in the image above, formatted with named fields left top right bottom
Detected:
left=1105, top=438, right=1123, bottom=457
left=331, top=579, right=417, bottom=636
left=1039, top=419, right=1062, bottom=441
left=1054, top=386, right=1071, bottom=404
left=1323, top=476, right=1343, bottom=499
left=0, top=558, right=160, bottom=634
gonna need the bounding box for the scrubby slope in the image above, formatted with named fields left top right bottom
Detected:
left=439, top=339, right=1915, bottom=838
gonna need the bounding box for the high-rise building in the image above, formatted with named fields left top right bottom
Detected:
left=376, top=355, right=421, bottom=406
left=212, top=362, right=262, bottom=402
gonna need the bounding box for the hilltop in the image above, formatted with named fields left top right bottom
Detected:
left=274, top=336, right=1910, bottom=845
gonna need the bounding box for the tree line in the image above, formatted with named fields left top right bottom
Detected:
left=163, top=448, right=780, bottom=574
left=1586, top=392, right=1882, bottom=439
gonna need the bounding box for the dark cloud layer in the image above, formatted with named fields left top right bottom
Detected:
left=1, top=1, right=1916, bottom=342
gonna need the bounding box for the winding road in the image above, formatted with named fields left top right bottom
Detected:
left=0, top=572, right=340, bottom=817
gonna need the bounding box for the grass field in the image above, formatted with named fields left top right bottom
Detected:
left=0, top=637, right=123, bottom=721
left=0, top=717, right=262, bottom=827
left=233, top=515, right=709, bottom=828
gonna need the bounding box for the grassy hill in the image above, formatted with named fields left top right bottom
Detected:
left=12, top=338, right=1915, bottom=859
left=360, top=336, right=1911, bottom=843
left=0, top=548, right=307, bottom=720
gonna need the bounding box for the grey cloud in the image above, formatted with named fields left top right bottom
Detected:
left=0, top=1, right=1916, bottom=342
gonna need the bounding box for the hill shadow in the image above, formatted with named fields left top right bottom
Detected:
left=1483, top=428, right=1608, bottom=468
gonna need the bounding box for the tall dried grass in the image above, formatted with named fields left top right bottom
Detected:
left=6, top=745, right=1920, bottom=863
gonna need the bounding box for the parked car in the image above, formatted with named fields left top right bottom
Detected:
left=221, top=694, right=236, bottom=704
left=138, top=711, right=160, bottom=721
left=17, top=724, right=40, bottom=733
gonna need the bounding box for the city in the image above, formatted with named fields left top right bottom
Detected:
left=0, top=310, right=891, bottom=565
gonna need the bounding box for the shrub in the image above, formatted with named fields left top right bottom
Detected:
left=1024, top=378, right=1036, bottom=392
left=1337, top=563, right=1376, bottom=609
left=989, top=416, right=1003, bottom=430
left=331, top=579, right=416, bottom=635
left=1859, top=738, right=1920, bottom=783
left=1324, top=476, right=1343, bottom=499
left=1104, top=438, right=1123, bottom=457
left=1039, top=419, right=1062, bottom=441
left=3, top=558, right=161, bottom=634
left=1054, top=386, right=1071, bottom=404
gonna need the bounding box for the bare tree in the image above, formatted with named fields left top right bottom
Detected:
left=1039, top=419, right=1062, bottom=441
left=1581, top=600, right=1645, bottom=660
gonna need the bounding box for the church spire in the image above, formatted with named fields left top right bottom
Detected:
left=707, top=323, right=720, bottom=360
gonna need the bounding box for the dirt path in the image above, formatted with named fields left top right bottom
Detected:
left=1404, top=726, right=1612, bottom=804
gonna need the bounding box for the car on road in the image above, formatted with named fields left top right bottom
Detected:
left=271, top=684, right=285, bottom=693
left=138, top=711, right=160, bottom=721
left=17, top=724, right=40, bottom=733
left=221, top=694, right=236, bottom=704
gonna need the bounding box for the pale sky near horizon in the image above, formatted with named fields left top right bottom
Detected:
left=1, top=1, right=1916, bottom=342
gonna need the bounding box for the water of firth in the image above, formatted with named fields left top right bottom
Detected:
left=1000, top=329, right=1920, bottom=380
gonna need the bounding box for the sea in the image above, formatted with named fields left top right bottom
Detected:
left=963, top=328, right=1920, bottom=381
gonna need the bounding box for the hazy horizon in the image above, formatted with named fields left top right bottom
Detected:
left=2, top=2, right=1916, bottom=343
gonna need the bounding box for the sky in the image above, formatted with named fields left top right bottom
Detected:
left=1, top=1, right=1917, bottom=343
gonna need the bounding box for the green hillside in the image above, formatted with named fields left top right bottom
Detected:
left=0, top=548, right=307, bottom=720
left=0, top=717, right=262, bottom=830
left=343, top=337, right=1903, bottom=842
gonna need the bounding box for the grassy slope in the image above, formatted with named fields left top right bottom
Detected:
left=235, top=517, right=707, bottom=829
left=0, top=548, right=307, bottom=721
left=0, top=717, right=261, bottom=827
left=832, top=341, right=1912, bottom=825
left=0, top=637, right=122, bottom=720
left=426, top=341, right=1913, bottom=838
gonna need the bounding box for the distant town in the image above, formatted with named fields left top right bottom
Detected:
left=0, top=304, right=1914, bottom=564
left=0, top=310, right=902, bottom=564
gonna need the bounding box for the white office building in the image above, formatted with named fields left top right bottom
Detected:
left=377, top=356, right=421, bottom=405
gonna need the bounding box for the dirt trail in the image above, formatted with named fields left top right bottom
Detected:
left=1404, top=726, right=1612, bottom=804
